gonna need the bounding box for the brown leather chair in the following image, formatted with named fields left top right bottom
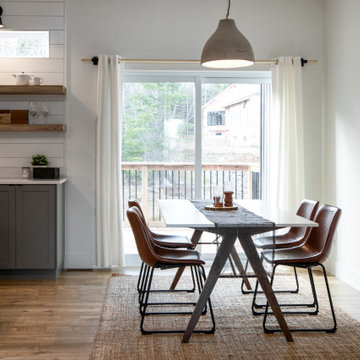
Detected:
left=128, top=199, right=193, bottom=248
left=242, top=199, right=319, bottom=294
left=253, top=204, right=341, bottom=333
left=127, top=206, right=215, bottom=334
left=128, top=199, right=196, bottom=295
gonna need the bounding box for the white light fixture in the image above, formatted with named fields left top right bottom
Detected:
left=201, top=0, right=254, bottom=69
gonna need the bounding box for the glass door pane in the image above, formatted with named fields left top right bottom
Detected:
left=201, top=83, right=261, bottom=200
left=122, top=82, right=195, bottom=260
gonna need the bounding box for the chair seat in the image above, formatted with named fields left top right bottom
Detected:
left=156, top=246, right=205, bottom=265
left=153, top=234, right=193, bottom=248
left=254, top=232, right=305, bottom=250
left=262, top=245, right=321, bottom=265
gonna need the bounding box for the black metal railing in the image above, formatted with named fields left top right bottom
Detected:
left=122, top=162, right=260, bottom=224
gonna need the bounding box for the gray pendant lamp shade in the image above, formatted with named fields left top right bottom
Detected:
left=201, top=19, right=255, bottom=69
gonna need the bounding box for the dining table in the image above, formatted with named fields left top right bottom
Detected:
left=158, top=199, right=318, bottom=343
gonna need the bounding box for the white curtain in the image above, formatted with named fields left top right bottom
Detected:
left=95, top=55, right=125, bottom=268
left=267, top=56, right=305, bottom=212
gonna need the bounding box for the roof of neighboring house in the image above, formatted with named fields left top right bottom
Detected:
left=202, top=84, right=260, bottom=112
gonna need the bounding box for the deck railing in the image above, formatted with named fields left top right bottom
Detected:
left=122, top=162, right=260, bottom=224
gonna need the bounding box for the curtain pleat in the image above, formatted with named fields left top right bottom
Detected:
left=95, top=55, right=125, bottom=268
left=268, top=56, right=305, bottom=212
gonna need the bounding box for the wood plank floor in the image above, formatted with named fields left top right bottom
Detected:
left=0, top=269, right=359, bottom=359
left=0, top=271, right=109, bottom=360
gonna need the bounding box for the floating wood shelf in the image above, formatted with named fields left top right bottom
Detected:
left=0, top=124, right=66, bottom=132
left=0, top=85, right=66, bottom=95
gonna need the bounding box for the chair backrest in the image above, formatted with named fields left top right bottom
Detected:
left=128, top=198, right=155, bottom=239
left=127, top=206, right=159, bottom=266
left=128, top=199, right=145, bottom=218
left=305, top=204, right=341, bottom=263
left=288, top=199, right=319, bottom=240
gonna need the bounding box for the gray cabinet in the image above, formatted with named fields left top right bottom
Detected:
left=0, top=186, right=16, bottom=268
left=0, top=184, right=64, bottom=279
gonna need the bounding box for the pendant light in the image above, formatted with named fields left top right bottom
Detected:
left=201, top=0, right=254, bottom=69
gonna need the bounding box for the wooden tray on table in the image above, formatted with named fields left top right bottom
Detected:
left=204, top=205, right=238, bottom=211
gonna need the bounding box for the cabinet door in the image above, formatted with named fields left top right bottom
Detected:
left=0, top=186, right=16, bottom=268
left=16, top=185, right=55, bottom=269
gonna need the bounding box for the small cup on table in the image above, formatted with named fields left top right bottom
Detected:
left=213, top=195, right=223, bottom=208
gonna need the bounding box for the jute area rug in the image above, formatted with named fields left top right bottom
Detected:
left=90, top=273, right=360, bottom=360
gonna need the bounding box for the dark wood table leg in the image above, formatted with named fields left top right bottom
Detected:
left=238, top=233, right=293, bottom=342
left=229, top=247, right=252, bottom=290
left=170, top=230, right=203, bottom=290
left=182, top=231, right=237, bottom=343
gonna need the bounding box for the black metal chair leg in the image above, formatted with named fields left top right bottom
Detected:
left=139, top=264, right=150, bottom=306
left=293, top=266, right=300, bottom=293
left=254, top=264, right=318, bottom=315
left=262, top=263, right=337, bottom=333
left=189, top=265, right=196, bottom=292
left=140, top=265, right=216, bottom=335
left=307, top=266, right=319, bottom=313
left=251, top=277, right=261, bottom=315
left=139, top=265, right=152, bottom=312
left=320, top=263, right=337, bottom=333
left=137, top=262, right=145, bottom=293
left=199, top=265, right=216, bottom=333
left=138, top=264, right=196, bottom=304
left=252, top=264, right=277, bottom=315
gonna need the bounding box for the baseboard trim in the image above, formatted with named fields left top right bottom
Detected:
left=65, top=252, right=93, bottom=269
left=327, top=259, right=360, bottom=292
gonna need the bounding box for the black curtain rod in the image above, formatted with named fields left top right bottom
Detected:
left=89, top=56, right=310, bottom=67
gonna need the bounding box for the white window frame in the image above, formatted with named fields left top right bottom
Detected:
left=124, top=70, right=271, bottom=200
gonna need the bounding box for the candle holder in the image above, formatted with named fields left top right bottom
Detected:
left=223, top=191, right=234, bottom=207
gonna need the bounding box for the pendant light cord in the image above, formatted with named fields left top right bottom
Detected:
left=226, top=0, right=231, bottom=19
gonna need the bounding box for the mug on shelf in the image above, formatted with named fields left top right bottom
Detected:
left=30, top=76, right=44, bottom=86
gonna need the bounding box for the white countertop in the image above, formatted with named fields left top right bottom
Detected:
left=0, top=177, right=68, bottom=185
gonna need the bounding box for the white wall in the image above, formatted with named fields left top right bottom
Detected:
left=65, top=0, right=324, bottom=268
left=0, top=0, right=65, bottom=178
left=323, top=0, right=360, bottom=290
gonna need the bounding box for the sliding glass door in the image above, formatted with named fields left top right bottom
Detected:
left=122, top=72, right=271, bottom=263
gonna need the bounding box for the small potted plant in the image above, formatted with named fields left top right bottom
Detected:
left=31, top=154, right=59, bottom=179
left=31, top=154, right=49, bottom=167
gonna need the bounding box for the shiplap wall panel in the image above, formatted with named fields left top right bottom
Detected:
left=0, top=0, right=65, bottom=178
left=0, top=133, right=65, bottom=144
left=0, top=167, right=22, bottom=177
left=0, top=59, right=64, bottom=73
left=0, top=143, right=64, bottom=157
left=50, top=30, right=64, bottom=44
left=2, top=16, right=64, bottom=30
left=0, top=157, right=64, bottom=167
left=2, top=0, right=63, bottom=3
left=1, top=2, right=64, bottom=16
left=50, top=45, right=64, bottom=58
